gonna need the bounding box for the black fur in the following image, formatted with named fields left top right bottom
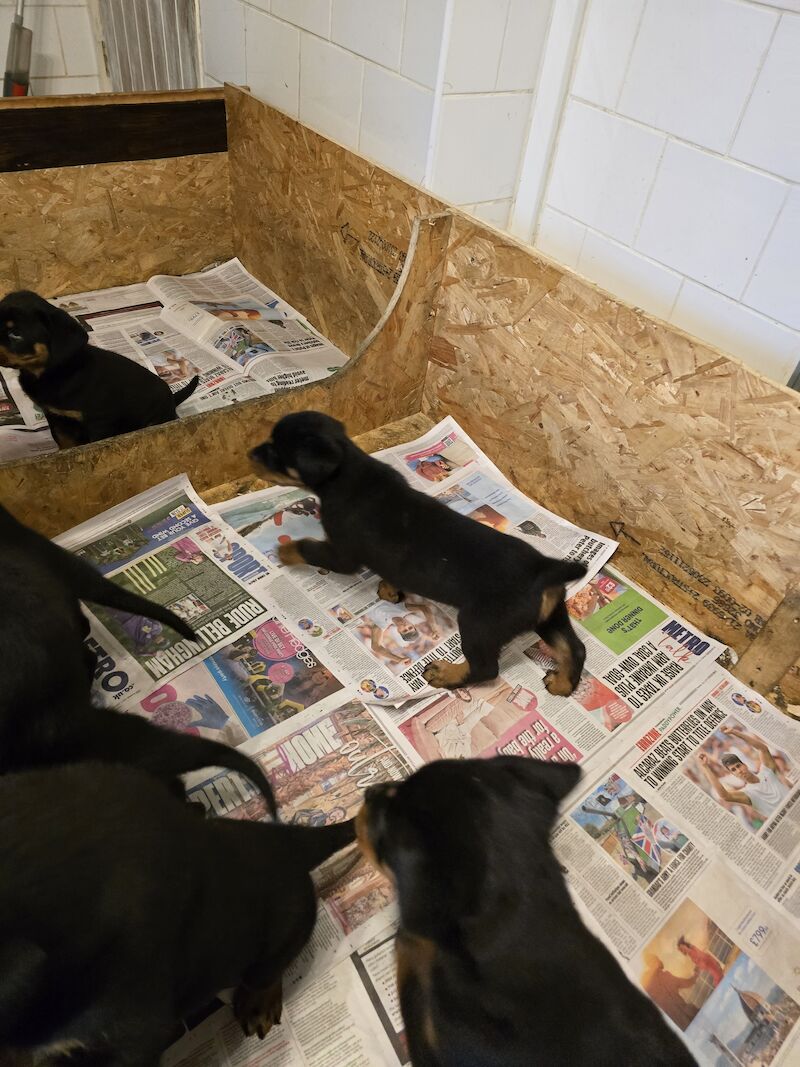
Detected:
left=0, top=502, right=277, bottom=816
left=0, top=290, right=198, bottom=447
left=250, top=412, right=587, bottom=694
left=359, top=758, right=697, bottom=1067
left=0, top=764, right=355, bottom=1062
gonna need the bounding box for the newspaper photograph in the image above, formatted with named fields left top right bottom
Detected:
left=55, top=475, right=285, bottom=701
left=184, top=697, right=413, bottom=969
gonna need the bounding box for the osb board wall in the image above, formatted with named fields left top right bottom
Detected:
left=225, top=86, right=443, bottom=357
left=0, top=215, right=450, bottom=536
left=424, top=217, right=800, bottom=700
left=0, top=152, right=231, bottom=297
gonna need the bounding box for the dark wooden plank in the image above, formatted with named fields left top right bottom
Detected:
left=0, top=97, right=227, bottom=172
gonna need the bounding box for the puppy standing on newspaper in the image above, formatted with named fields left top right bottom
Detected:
left=250, top=412, right=587, bottom=696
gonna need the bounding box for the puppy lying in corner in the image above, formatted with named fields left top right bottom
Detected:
left=0, top=763, right=355, bottom=1062
left=250, top=412, right=587, bottom=696
left=1, top=501, right=277, bottom=813
left=357, top=758, right=697, bottom=1067
left=0, top=290, right=199, bottom=447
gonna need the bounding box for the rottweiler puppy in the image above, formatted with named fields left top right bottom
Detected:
left=1, top=502, right=277, bottom=814
left=250, top=412, right=587, bottom=696
left=357, top=758, right=697, bottom=1067
left=0, top=290, right=198, bottom=447
left=0, top=763, right=355, bottom=1063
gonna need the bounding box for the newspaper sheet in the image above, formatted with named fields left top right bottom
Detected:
left=48, top=258, right=348, bottom=418
left=0, top=368, right=56, bottom=461
left=52, top=415, right=800, bottom=1066
left=215, top=417, right=619, bottom=706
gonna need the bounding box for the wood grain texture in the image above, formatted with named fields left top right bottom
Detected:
left=424, top=217, right=800, bottom=672
left=0, top=152, right=231, bottom=297
left=225, top=86, right=444, bottom=356
left=0, top=215, right=450, bottom=536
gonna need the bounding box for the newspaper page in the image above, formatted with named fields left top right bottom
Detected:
left=55, top=476, right=345, bottom=714
left=49, top=258, right=348, bottom=417
left=0, top=368, right=57, bottom=461
left=149, top=259, right=349, bottom=394
left=215, top=417, right=619, bottom=706
left=163, top=921, right=407, bottom=1067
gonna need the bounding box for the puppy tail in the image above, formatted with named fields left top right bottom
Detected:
left=534, top=559, right=587, bottom=624
left=58, top=549, right=198, bottom=643
left=279, top=819, right=357, bottom=871
left=173, top=375, right=200, bottom=406
left=74, top=708, right=279, bottom=822
left=0, top=937, right=48, bottom=1034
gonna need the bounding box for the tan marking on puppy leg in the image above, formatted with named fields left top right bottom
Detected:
left=423, top=659, right=471, bottom=689
left=396, top=932, right=438, bottom=1050
left=538, top=584, right=565, bottom=624
left=377, top=579, right=402, bottom=604
left=543, top=633, right=576, bottom=696
left=277, top=540, right=307, bottom=566
left=234, top=978, right=283, bottom=1039
left=44, top=405, right=83, bottom=421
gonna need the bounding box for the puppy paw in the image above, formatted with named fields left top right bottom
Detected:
left=423, top=659, right=471, bottom=689
left=234, top=979, right=283, bottom=1040
left=277, top=540, right=306, bottom=566
left=377, top=580, right=403, bottom=604
left=544, top=669, right=575, bottom=697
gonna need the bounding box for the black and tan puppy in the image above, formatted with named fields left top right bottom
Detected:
left=250, top=412, right=587, bottom=695
left=0, top=763, right=354, bottom=1063
left=0, top=290, right=198, bottom=447
left=357, top=758, right=697, bottom=1067
left=1, top=501, right=277, bottom=813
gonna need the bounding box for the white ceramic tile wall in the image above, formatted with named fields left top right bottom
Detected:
left=535, top=0, right=800, bottom=385
left=432, top=92, right=533, bottom=204
left=194, top=0, right=800, bottom=386
left=299, top=35, right=362, bottom=150
left=360, top=65, right=434, bottom=184
left=0, top=2, right=102, bottom=92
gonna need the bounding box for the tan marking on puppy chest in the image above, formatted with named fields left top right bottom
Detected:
left=249, top=455, right=304, bottom=487
left=355, top=803, right=382, bottom=872
left=277, top=540, right=307, bottom=566
left=396, top=932, right=439, bottom=1050
left=377, top=579, right=402, bottom=603
left=538, top=584, right=565, bottom=624
left=543, top=633, right=576, bottom=696
left=423, top=659, right=471, bottom=689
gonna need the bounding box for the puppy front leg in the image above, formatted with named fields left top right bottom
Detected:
left=277, top=538, right=360, bottom=573
left=235, top=880, right=318, bottom=1040
left=536, top=600, right=586, bottom=697
left=423, top=610, right=501, bottom=690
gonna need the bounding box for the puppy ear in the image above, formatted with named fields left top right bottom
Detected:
left=494, top=756, right=581, bottom=808
left=390, top=833, right=484, bottom=941
left=44, top=303, right=87, bottom=362
left=295, top=435, right=344, bottom=485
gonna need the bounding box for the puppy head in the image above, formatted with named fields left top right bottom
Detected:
left=357, top=756, right=581, bottom=942
left=249, top=411, right=348, bottom=489
left=0, top=290, right=87, bottom=375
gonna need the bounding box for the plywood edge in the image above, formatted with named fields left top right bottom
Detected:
left=0, top=87, right=226, bottom=111
left=0, top=214, right=451, bottom=536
